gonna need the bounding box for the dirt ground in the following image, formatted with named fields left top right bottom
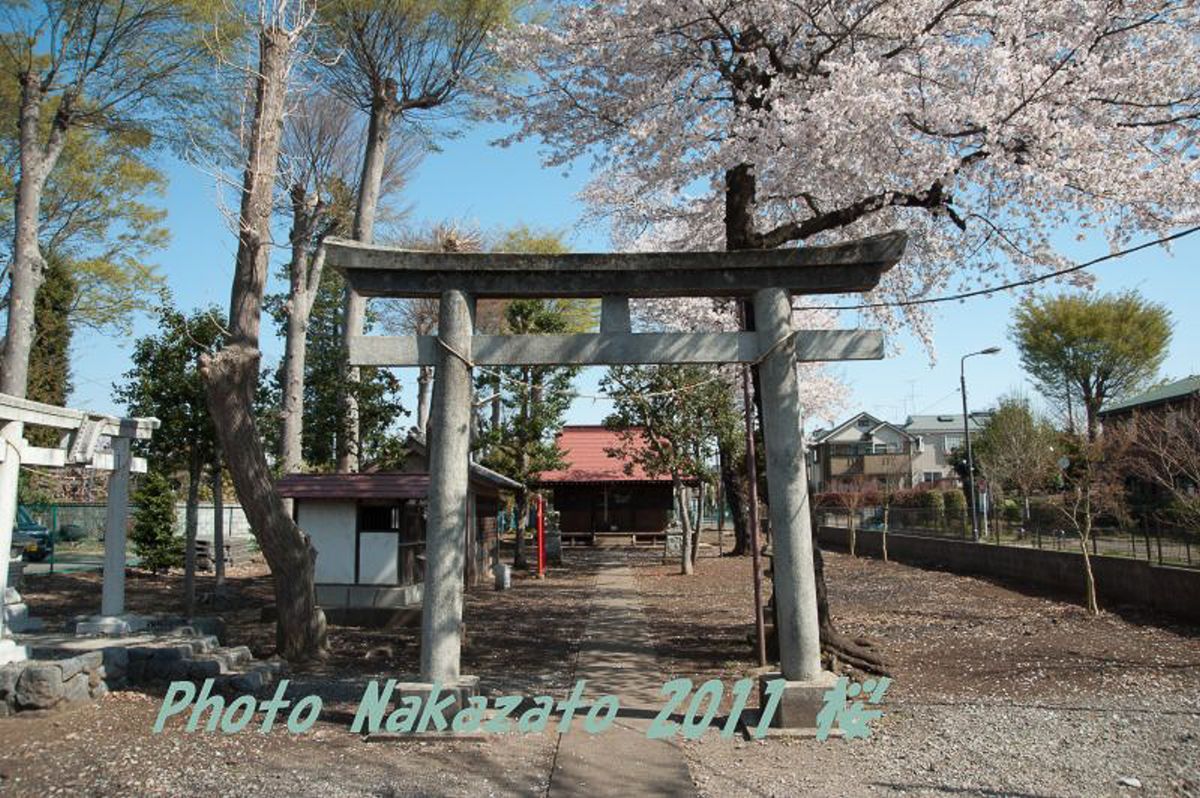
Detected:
left=2, top=555, right=598, bottom=797
left=632, top=543, right=1200, bottom=797
left=2, top=540, right=1199, bottom=797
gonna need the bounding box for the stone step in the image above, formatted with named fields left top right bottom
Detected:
left=223, top=645, right=254, bottom=667
left=214, top=659, right=286, bottom=694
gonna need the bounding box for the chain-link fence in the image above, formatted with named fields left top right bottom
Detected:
left=818, top=506, right=1198, bottom=569
left=23, top=503, right=257, bottom=545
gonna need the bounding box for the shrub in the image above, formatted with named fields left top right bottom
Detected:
left=131, top=471, right=183, bottom=573
left=944, top=489, right=967, bottom=517
left=912, top=489, right=945, bottom=514
left=1027, top=498, right=1060, bottom=531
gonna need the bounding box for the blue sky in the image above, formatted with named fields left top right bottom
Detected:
left=69, top=119, right=1200, bottom=431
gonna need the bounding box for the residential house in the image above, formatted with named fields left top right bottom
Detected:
left=808, top=410, right=994, bottom=492
left=902, top=412, right=993, bottom=487
left=1098, top=375, right=1200, bottom=512
left=1097, top=375, right=1200, bottom=423
left=808, top=412, right=921, bottom=493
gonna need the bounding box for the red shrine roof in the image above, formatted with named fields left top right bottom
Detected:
left=533, top=426, right=672, bottom=485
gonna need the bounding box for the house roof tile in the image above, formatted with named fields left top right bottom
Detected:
left=1099, top=375, right=1200, bottom=415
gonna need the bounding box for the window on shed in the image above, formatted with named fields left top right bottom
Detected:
left=359, top=503, right=401, bottom=532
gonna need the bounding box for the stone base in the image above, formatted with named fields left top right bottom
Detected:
left=75, top=614, right=150, bottom=637
left=737, top=708, right=844, bottom=739
left=394, top=675, right=480, bottom=708
left=758, top=670, right=839, bottom=729
left=0, top=637, right=28, bottom=665
left=1, top=650, right=110, bottom=714
left=4, top=585, right=43, bottom=633
left=4, top=601, right=43, bottom=633
left=356, top=676, right=482, bottom=739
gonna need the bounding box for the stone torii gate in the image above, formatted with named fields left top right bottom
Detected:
left=0, top=394, right=158, bottom=664
left=326, top=230, right=906, bottom=723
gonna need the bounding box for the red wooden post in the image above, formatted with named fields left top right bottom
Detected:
left=536, top=494, right=546, bottom=577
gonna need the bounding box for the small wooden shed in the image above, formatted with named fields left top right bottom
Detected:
left=277, top=445, right=519, bottom=622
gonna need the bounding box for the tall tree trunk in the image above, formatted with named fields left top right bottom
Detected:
left=340, top=86, right=397, bottom=472
left=1079, top=487, right=1099, bottom=614
left=212, top=452, right=225, bottom=591
left=489, top=372, right=502, bottom=448
left=692, top=480, right=705, bottom=567
left=201, top=26, right=327, bottom=662
left=1, top=74, right=69, bottom=397
left=416, top=367, right=433, bottom=433
left=882, top=501, right=890, bottom=563
left=720, top=444, right=750, bottom=555
left=514, top=486, right=529, bottom=569
left=280, top=185, right=324, bottom=477
left=848, top=509, right=857, bottom=557
left=513, top=367, right=532, bottom=569
left=184, top=455, right=201, bottom=618
left=675, top=474, right=694, bottom=575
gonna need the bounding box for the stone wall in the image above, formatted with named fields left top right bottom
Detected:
left=0, top=651, right=111, bottom=715
left=818, top=526, right=1200, bottom=625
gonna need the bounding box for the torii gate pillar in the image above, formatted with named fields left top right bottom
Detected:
left=754, top=287, right=824, bottom=682
left=0, top=421, right=28, bottom=664
left=420, top=289, right=474, bottom=686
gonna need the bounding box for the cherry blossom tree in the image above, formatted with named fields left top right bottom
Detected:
left=489, top=0, right=1200, bottom=670
left=492, top=0, right=1200, bottom=334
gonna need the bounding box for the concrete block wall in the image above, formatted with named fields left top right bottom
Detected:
left=818, top=526, right=1200, bottom=625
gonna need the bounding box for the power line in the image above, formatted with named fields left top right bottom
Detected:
left=799, top=225, right=1200, bottom=313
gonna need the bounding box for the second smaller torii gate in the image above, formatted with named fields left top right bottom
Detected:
left=0, top=394, right=159, bottom=663
left=326, top=230, right=906, bottom=726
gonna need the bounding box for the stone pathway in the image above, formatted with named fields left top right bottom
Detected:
left=548, top=554, right=695, bottom=797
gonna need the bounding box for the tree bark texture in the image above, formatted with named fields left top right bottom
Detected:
left=417, top=366, right=433, bottom=433
left=2, top=73, right=70, bottom=396
left=339, top=88, right=396, bottom=472
left=720, top=444, right=751, bottom=555
left=202, top=27, right=328, bottom=661
left=280, top=186, right=326, bottom=475
left=675, top=474, right=694, bottom=575
left=212, top=454, right=225, bottom=590
left=184, top=456, right=200, bottom=617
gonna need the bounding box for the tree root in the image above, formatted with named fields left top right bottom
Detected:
left=821, top=626, right=891, bottom=677
left=761, top=623, right=891, bottom=677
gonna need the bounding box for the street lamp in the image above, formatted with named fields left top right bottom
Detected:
left=961, top=346, right=1001, bottom=541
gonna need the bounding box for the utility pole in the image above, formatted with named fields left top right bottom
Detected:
left=961, top=347, right=1001, bottom=541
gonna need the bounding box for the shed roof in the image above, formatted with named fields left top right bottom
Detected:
left=399, top=429, right=523, bottom=490
left=533, top=426, right=673, bottom=484
left=276, top=473, right=430, bottom=500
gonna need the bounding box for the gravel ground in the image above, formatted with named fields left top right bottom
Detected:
left=3, top=543, right=1198, bottom=797
left=632, top=543, right=1200, bottom=797
left=1, top=556, right=599, bottom=797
